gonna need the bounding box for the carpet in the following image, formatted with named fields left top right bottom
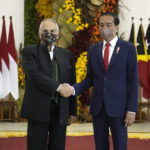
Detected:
left=0, top=135, right=150, bottom=150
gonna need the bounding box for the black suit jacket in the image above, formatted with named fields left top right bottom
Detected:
left=21, top=44, right=77, bottom=125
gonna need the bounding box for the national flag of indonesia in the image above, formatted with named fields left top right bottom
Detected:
left=0, top=16, right=10, bottom=98
left=0, top=44, right=3, bottom=98
left=8, top=16, right=19, bottom=100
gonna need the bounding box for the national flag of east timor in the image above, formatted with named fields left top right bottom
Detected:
left=146, top=23, right=150, bottom=63
left=137, top=24, right=149, bottom=99
left=129, top=23, right=138, bottom=52
left=145, top=23, right=150, bottom=99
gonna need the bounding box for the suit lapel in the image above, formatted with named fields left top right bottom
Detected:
left=39, top=45, right=52, bottom=74
left=97, top=42, right=105, bottom=71
left=42, top=46, right=51, bottom=62
left=54, top=47, right=63, bottom=81
left=107, top=39, right=122, bottom=72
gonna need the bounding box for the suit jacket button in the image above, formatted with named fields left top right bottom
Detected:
left=104, top=77, right=107, bottom=80
left=104, top=88, right=106, bottom=92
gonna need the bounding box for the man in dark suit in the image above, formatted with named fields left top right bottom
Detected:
left=21, top=19, right=77, bottom=150
left=59, top=12, right=139, bottom=150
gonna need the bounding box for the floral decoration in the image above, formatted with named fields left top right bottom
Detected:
left=102, top=0, right=118, bottom=13
left=68, top=26, right=93, bottom=60
left=75, top=51, right=88, bottom=115
left=59, top=0, right=89, bottom=31
left=35, top=0, right=54, bottom=19
left=18, top=65, right=25, bottom=89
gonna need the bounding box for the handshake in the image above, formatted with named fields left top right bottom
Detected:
left=57, top=83, right=74, bottom=98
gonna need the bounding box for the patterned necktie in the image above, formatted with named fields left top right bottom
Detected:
left=104, top=43, right=110, bottom=72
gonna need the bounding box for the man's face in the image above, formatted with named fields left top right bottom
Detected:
left=40, top=21, right=59, bottom=46
left=99, top=15, right=118, bottom=42
left=42, top=22, right=58, bottom=35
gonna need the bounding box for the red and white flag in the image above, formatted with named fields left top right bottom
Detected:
left=0, top=16, right=10, bottom=98
left=0, top=44, right=3, bottom=98
left=8, top=16, right=19, bottom=100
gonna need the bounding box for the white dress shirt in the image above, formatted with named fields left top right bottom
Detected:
left=102, top=35, right=118, bottom=63
left=48, top=44, right=55, bottom=60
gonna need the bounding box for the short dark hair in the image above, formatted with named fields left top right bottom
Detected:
left=99, top=12, right=120, bottom=26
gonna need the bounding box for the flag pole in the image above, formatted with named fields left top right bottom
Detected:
left=148, top=19, right=150, bottom=120
left=139, top=81, right=142, bottom=121
left=149, top=18, right=150, bottom=120
left=148, top=18, right=150, bottom=120
left=139, top=18, right=142, bottom=121
left=140, top=18, right=142, bottom=24
left=131, top=17, right=134, bottom=23
left=9, top=16, right=12, bottom=102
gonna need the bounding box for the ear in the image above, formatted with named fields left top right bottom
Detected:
left=39, top=32, right=41, bottom=39
left=116, top=25, right=119, bottom=32
left=56, top=32, right=60, bottom=40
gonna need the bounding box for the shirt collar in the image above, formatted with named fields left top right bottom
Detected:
left=103, top=36, right=118, bottom=47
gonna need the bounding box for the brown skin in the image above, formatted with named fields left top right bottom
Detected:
left=124, top=112, right=136, bottom=127
left=99, top=15, right=136, bottom=127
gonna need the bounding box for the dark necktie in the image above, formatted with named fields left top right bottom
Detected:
left=104, top=43, right=110, bottom=72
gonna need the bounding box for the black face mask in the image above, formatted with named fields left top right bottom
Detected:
left=41, top=30, right=57, bottom=46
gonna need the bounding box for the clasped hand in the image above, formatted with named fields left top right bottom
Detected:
left=58, top=83, right=74, bottom=98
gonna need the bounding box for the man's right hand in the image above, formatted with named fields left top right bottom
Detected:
left=58, top=83, right=74, bottom=98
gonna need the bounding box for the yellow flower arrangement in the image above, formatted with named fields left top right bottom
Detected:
left=18, top=66, right=25, bottom=89
left=35, top=0, right=54, bottom=19
left=75, top=51, right=88, bottom=115
left=59, top=0, right=89, bottom=31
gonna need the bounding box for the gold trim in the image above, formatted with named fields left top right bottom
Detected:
left=138, top=55, right=148, bottom=62
left=0, top=131, right=150, bottom=139
left=0, top=131, right=27, bottom=138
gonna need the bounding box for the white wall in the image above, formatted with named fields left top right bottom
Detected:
left=118, top=0, right=150, bottom=41
left=0, top=0, right=24, bottom=51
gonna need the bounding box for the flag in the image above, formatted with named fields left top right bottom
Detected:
left=146, top=23, right=150, bottom=99
left=8, top=16, right=19, bottom=100
left=137, top=24, right=149, bottom=99
left=0, top=44, right=3, bottom=98
left=129, top=23, right=138, bottom=59
left=0, top=16, right=10, bottom=98
left=146, top=23, right=150, bottom=76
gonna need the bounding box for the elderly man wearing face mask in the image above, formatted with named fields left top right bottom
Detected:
left=20, top=19, right=77, bottom=150
left=59, top=12, right=139, bottom=150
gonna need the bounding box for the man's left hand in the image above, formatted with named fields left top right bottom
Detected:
left=124, top=112, right=136, bottom=127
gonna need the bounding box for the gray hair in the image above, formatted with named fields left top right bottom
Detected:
left=39, top=18, right=60, bottom=36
